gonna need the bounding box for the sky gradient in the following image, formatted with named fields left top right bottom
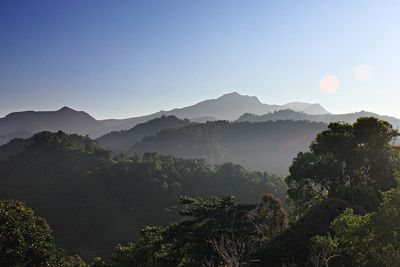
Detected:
left=1, top=0, right=400, bottom=119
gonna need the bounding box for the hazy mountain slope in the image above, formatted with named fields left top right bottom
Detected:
left=164, top=92, right=329, bottom=120
left=0, top=130, right=32, bottom=145
left=97, top=116, right=194, bottom=151
left=95, top=111, right=167, bottom=136
left=0, top=92, right=338, bottom=145
left=281, top=102, right=328, bottom=115
left=0, top=131, right=285, bottom=259
left=130, top=120, right=327, bottom=173
left=0, top=107, right=100, bottom=136
left=237, top=109, right=400, bottom=129
left=0, top=107, right=167, bottom=141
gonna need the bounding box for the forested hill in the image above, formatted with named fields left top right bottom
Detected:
left=237, top=109, right=400, bottom=129
left=0, top=131, right=286, bottom=260
left=97, top=115, right=194, bottom=151
left=130, top=120, right=327, bottom=174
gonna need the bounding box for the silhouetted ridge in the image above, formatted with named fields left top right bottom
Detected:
left=236, top=109, right=400, bottom=129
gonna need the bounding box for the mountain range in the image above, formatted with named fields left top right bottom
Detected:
left=0, top=92, right=329, bottom=145
left=0, top=92, right=398, bottom=147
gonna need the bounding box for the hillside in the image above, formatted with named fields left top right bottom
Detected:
left=0, top=131, right=286, bottom=259
left=97, top=116, right=194, bottom=151
left=237, top=109, right=400, bottom=129
left=130, top=120, right=327, bottom=174
left=0, top=130, right=32, bottom=145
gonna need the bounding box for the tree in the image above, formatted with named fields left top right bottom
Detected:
left=308, top=236, right=339, bottom=267
left=256, top=198, right=352, bottom=266
left=0, top=200, right=63, bottom=266
left=99, top=195, right=279, bottom=267
left=207, top=234, right=248, bottom=267
left=286, top=117, right=399, bottom=215
left=320, top=187, right=400, bottom=266
left=252, top=194, right=288, bottom=239
left=63, top=255, right=87, bottom=267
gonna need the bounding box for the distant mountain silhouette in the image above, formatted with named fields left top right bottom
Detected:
left=163, top=92, right=329, bottom=120
left=0, top=92, right=329, bottom=144
left=4, top=92, right=399, bottom=147
left=281, top=102, right=328, bottom=115
left=0, top=107, right=99, bottom=139
left=236, top=109, right=400, bottom=129
left=0, top=107, right=165, bottom=143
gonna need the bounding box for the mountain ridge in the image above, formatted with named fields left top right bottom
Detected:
left=236, top=109, right=400, bottom=129
left=0, top=92, right=396, bottom=145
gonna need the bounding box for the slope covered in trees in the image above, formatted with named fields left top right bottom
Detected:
left=130, top=120, right=327, bottom=174
left=237, top=109, right=400, bottom=129
left=97, top=116, right=194, bottom=152
left=2, top=117, right=400, bottom=266
left=0, top=131, right=286, bottom=260
left=98, top=117, right=400, bottom=267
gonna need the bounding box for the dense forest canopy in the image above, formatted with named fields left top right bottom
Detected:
left=0, top=131, right=285, bottom=260
left=1, top=117, right=400, bottom=266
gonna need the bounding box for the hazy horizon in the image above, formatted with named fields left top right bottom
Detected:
left=1, top=91, right=400, bottom=121
left=1, top=1, right=400, bottom=119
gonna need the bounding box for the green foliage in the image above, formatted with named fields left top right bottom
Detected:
left=308, top=235, right=339, bottom=267
left=329, top=209, right=373, bottom=266
left=321, top=187, right=400, bottom=266
left=4, top=117, right=400, bottom=266
left=101, top=195, right=287, bottom=267
left=0, top=131, right=286, bottom=260
left=286, top=117, right=399, bottom=215
left=158, top=196, right=259, bottom=266
left=252, top=194, right=288, bottom=239
left=257, top=198, right=352, bottom=266
left=63, top=255, right=88, bottom=267
left=0, top=200, right=63, bottom=266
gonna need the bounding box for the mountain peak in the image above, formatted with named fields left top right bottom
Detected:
left=58, top=106, right=76, bottom=112
left=220, top=91, right=240, bottom=97
left=218, top=92, right=261, bottom=103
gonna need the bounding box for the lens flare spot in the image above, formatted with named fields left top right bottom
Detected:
left=354, top=64, right=373, bottom=81
left=320, top=75, right=340, bottom=93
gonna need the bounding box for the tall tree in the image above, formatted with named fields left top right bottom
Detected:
left=0, top=200, right=63, bottom=266
left=286, top=117, right=399, bottom=215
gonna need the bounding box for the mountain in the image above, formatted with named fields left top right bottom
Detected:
left=0, top=106, right=166, bottom=143
left=0, top=92, right=329, bottom=145
left=97, top=116, right=194, bottom=151
left=281, top=102, right=328, bottom=115
left=164, top=92, right=329, bottom=121
left=130, top=120, right=327, bottom=174
left=236, top=109, right=400, bottom=129
left=0, top=131, right=285, bottom=259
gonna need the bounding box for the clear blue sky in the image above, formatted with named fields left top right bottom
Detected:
left=1, top=0, right=400, bottom=119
